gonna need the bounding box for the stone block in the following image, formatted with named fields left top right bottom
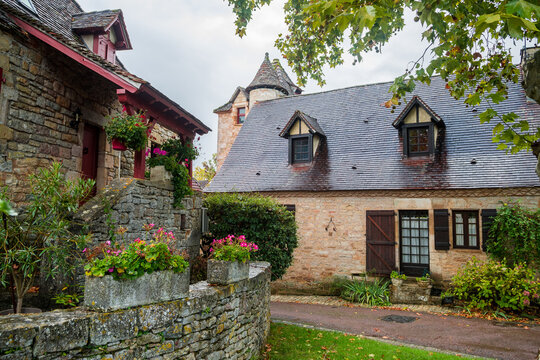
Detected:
left=0, top=318, right=36, bottom=350
left=32, top=312, right=90, bottom=356
left=89, top=309, right=139, bottom=345
left=207, top=260, right=250, bottom=285
left=0, top=124, right=13, bottom=140
left=85, top=269, right=190, bottom=311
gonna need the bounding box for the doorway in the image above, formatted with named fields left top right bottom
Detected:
left=399, top=210, right=430, bottom=276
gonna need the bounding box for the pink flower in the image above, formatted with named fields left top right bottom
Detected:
left=523, top=298, right=530, bottom=306
left=523, top=290, right=530, bottom=297
left=107, top=249, right=111, bottom=253
left=105, top=241, right=111, bottom=246
left=153, top=148, right=160, bottom=154
left=209, top=248, right=214, bottom=252
left=108, top=268, right=114, bottom=273
left=82, top=248, right=87, bottom=253
left=534, top=293, right=539, bottom=299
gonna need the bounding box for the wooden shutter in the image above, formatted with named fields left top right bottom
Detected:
left=434, top=209, right=450, bottom=250
left=481, top=209, right=497, bottom=252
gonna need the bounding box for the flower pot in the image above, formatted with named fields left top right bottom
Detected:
left=112, top=138, right=127, bottom=151
left=391, top=278, right=403, bottom=287
left=207, top=259, right=249, bottom=285
left=84, top=268, right=190, bottom=311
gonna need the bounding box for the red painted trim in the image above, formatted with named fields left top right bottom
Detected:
left=139, top=85, right=210, bottom=134
left=92, top=34, right=99, bottom=53
left=9, top=15, right=139, bottom=93
left=117, top=90, right=194, bottom=137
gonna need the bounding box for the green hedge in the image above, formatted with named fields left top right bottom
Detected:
left=204, top=193, right=297, bottom=280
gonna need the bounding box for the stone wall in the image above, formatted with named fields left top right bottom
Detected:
left=76, top=178, right=202, bottom=261
left=0, top=262, right=271, bottom=360
left=0, top=27, right=130, bottom=201
left=267, top=187, right=540, bottom=289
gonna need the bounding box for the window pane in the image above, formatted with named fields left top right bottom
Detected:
left=469, top=235, right=477, bottom=247
left=292, top=137, right=309, bottom=162
left=411, top=220, right=418, bottom=228
left=411, top=247, right=419, bottom=255
left=420, top=229, right=428, bottom=238
left=455, top=223, right=464, bottom=236
left=469, top=223, right=477, bottom=237
left=456, top=234, right=464, bottom=246
left=420, top=247, right=429, bottom=255
left=421, top=256, right=429, bottom=264
left=421, top=237, right=428, bottom=247
left=402, top=237, right=410, bottom=246
left=455, top=213, right=463, bottom=224
left=411, top=255, right=419, bottom=264
left=402, top=246, right=410, bottom=254
left=403, top=254, right=410, bottom=263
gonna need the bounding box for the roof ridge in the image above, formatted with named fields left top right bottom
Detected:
left=72, top=9, right=121, bottom=16
left=254, top=76, right=445, bottom=105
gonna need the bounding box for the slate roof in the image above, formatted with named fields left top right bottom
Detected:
left=246, top=53, right=288, bottom=94
left=207, top=77, right=540, bottom=193
left=72, top=9, right=121, bottom=32
left=273, top=59, right=302, bottom=95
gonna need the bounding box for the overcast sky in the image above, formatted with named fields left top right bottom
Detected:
left=77, top=0, right=524, bottom=167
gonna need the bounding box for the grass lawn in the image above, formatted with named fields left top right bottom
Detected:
left=264, top=322, right=482, bottom=360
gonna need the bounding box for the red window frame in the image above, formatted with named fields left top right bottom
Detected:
left=237, top=107, right=246, bottom=124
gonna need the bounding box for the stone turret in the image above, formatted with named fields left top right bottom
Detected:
left=214, top=53, right=302, bottom=170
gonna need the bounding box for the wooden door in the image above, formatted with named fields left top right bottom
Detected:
left=366, top=210, right=396, bottom=275
left=82, top=124, right=99, bottom=196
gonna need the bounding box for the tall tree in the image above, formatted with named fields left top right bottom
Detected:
left=194, top=153, right=218, bottom=182
left=226, top=0, right=540, bottom=155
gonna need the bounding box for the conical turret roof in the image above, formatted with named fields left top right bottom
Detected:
left=246, top=53, right=288, bottom=94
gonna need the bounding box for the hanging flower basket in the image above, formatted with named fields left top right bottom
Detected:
left=111, top=138, right=127, bottom=151
left=105, top=110, right=150, bottom=151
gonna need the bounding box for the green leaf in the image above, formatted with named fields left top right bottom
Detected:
left=493, top=123, right=505, bottom=135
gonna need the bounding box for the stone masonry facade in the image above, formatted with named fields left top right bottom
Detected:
left=76, top=178, right=203, bottom=262
left=0, top=262, right=271, bottom=360
left=216, top=91, right=249, bottom=170
left=0, top=27, right=132, bottom=201
left=269, top=187, right=540, bottom=288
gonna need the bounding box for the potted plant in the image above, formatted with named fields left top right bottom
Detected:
left=146, top=138, right=198, bottom=208
left=84, top=224, right=190, bottom=311
left=105, top=109, right=150, bottom=151
left=390, top=271, right=407, bottom=287
left=0, top=162, right=94, bottom=314
left=416, top=273, right=432, bottom=287
left=207, top=235, right=258, bottom=285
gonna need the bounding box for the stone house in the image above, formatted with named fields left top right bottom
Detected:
left=207, top=53, right=540, bottom=286
left=0, top=0, right=210, bottom=202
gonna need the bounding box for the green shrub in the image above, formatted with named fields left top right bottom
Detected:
left=203, top=193, right=297, bottom=280
left=448, top=257, right=540, bottom=312
left=488, top=201, right=540, bottom=267
left=340, top=278, right=391, bottom=306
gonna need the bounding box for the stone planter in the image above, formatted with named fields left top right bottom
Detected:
left=207, top=259, right=249, bottom=285
left=390, top=278, right=433, bottom=305
left=84, top=268, right=190, bottom=311
left=391, top=278, right=404, bottom=287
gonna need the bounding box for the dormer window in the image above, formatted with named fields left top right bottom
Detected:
left=406, top=125, right=432, bottom=156
left=237, top=107, right=246, bottom=124
left=393, top=96, right=444, bottom=157
left=280, top=110, right=325, bottom=165
left=291, top=135, right=311, bottom=163
left=72, top=10, right=132, bottom=64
